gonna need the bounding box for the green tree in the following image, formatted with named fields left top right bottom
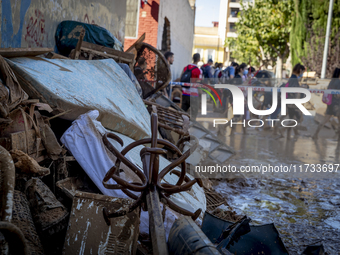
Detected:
left=290, top=0, right=309, bottom=66
left=290, top=0, right=340, bottom=77
left=228, top=0, right=294, bottom=77
left=225, top=25, right=273, bottom=68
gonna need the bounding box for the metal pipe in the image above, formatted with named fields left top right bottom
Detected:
left=321, top=0, right=334, bottom=79
left=146, top=186, right=169, bottom=255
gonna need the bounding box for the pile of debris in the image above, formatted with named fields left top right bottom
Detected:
left=0, top=21, right=316, bottom=255
left=0, top=42, right=213, bottom=254
left=0, top=52, right=73, bottom=254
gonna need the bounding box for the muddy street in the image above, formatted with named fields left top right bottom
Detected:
left=199, top=115, right=340, bottom=254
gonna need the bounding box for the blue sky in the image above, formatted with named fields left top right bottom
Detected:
left=195, top=0, right=220, bottom=27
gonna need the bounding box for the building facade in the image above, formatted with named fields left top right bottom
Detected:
left=0, top=0, right=126, bottom=49
left=193, top=25, right=225, bottom=65
left=124, top=0, right=196, bottom=80
left=193, top=0, right=253, bottom=67
left=222, top=0, right=254, bottom=65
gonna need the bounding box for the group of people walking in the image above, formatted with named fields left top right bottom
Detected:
left=132, top=50, right=340, bottom=141
left=178, top=52, right=340, bottom=141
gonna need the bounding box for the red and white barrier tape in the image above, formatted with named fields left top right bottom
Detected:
left=169, top=82, right=340, bottom=94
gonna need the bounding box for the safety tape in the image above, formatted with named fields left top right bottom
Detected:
left=169, top=82, right=340, bottom=94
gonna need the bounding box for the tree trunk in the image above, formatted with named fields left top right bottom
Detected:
left=276, top=56, right=283, bottom=78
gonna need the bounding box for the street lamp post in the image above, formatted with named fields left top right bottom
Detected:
left=321, top=0, right=334, bottom=79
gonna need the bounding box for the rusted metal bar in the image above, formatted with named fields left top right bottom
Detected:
left=158, top=109, right=188, bottom=119
left=158, top=112, right=184, bottom=122
left=158, top=116, right=183, bottom=126
left=158, top=123, right=188, bottom=136
left=101, top=113, right=202, bottom=254
left=143, top=100, right=190, bottom=117
left=146, top=186, right=168, bottom=254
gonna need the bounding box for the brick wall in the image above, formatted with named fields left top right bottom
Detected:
left=124, top=0, right=160, bottom=50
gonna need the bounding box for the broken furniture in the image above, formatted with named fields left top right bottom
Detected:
left=144, top=100, right=191, bottom=151
left=60, top=110, right=206, bottom=240
left=135, top=43, right=171, bottom=99
left=56, top=176, right=102, bottom=201
left=45, top=52, right=69, bottom=60
left=101, top=113, right=203, bottom=255
left=70, top=39, right=135, bottom=71
left=124, top=33, right=169, bottom=100
left=144, top=100, right=190, bottom=137
left=25, top=178, right=69, bottom=236
left=170, top=86, right=183, bottom=107
left=152, top=95, right=235, bottom=165
left=0, top=48, right=53, bottom=59
left=63, top=191, right=140, bottom=255
left=12, top=190, right=45, bottom=255
left=201, top=212, right=289, bottom=255
left=0, top=101, right=62, bottom=164
left=125, top=33, right=146, bottom=54
left=168, top=217, right=221, bottom=255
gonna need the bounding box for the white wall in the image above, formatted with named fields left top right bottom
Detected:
left=218, top=0, right=228, bottom=44
left=157, top=0, right=195, bottom=80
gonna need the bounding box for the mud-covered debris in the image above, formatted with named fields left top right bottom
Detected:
left=10, top=150, right=50, bottom=176
left=168, top=217, right=222, bottom=255
left=202, top=212, right=289, bottom=255
left=301, top=244, right=325, bottom=255
left=0, top=55, right=28, bottom=122
left=11, top=190, right=44, bottom=255
left=41, top=124, right=62, bottom=160
left=0, top=145, right=15, bottom=222
left=25, top=178, right=68, bottom=236
left=56, top=176, right=101, bottom=201
left=63, top=191, right=140, bottom=255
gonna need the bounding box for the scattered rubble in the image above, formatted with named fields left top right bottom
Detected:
left=63, top=191, right=140, bottom=254
left=25, top=178, right=68, bottom=236
left=10, top=150, right=50, bottom=176
left=0, top=22, right=323, bottom=255
left=0, top=41, right=211, bottom=254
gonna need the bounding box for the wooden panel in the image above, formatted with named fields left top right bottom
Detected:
left=45, top=52, right=69, bottom=60
left=10, top=129, right=45, bottom=155
left=0, top=137, right=11, bottom=151
left=0, top=48, right=53, bottom=58
left=125, top=33, right=146, bottom=53
left=80, top=48, right=134, bottom=63
left=81, top=41, right=134, bottom=62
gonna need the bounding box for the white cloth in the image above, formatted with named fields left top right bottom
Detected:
left=61, top=110, right=206, bottom=239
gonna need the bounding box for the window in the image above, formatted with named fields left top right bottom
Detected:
left=125, top=0, right=140, bottom=38
left=195, top=48, right=204, bottom=58
left=207, top=49, right=215, bottom=62
left=229, top=23, right=236, bottom=32
left=230, top=8, right=239, bottom=17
